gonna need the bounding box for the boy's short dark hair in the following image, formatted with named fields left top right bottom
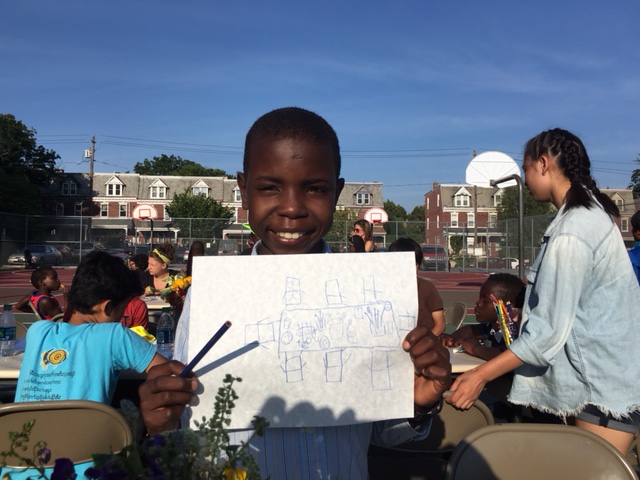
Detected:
left=30, top=267, right=56, bottom=289
left=388, top=237, right=423, bottom=266
left=67, top=251, right=143, bottom=315
left=631, top=210, right=640, bottom=233
left=130, top=253, right=148, bottom=271
left=485, top=273, right=526, bottom=308
left=243, top=107, right=341, bottom=178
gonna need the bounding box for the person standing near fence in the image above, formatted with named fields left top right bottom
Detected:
left=352, top=219, right=375, bottom=252
left=447, top=128, right=640, bottom=454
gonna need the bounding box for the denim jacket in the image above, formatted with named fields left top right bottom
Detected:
left=509, top=200, right=640, bottom=419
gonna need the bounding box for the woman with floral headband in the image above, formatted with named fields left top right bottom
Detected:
left=141, top=243, right=178, bottom=295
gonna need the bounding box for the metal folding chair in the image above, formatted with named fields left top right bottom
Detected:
left=446, top=423, right=639, bottom=480
left=0, top=400, right=132, bottom=467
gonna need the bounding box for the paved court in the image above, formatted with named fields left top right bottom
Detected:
left=0, top=267, right=76, bottom=309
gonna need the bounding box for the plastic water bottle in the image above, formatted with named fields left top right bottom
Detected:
left=156, top=307, right=174, bottom=360
left=0, top=304, right=16, bottom=357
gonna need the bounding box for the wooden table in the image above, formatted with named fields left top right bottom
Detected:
left=140, top=295, right=170, bottom=311
left=0, top=353, right=23, bottom=380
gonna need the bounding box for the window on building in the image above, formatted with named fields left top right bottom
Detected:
left=234, top=187, right=242, bottom=202
left=150, top=186, right=166, bottom=199
left=494, top=194, right=503, bottom=207
left=489, top=213, right=497, bottom=228
left=617, top=199, right=625, bottom=212
left=356, top=192, right=371, bottom=205
left=622, top=218, right=628, bottom=231
left=468, top=212, right=475, bottom=228
left=107, top=184, right=122, bottom=196
left=119, top=204, right=127, bottom=217
left=100, top=204, right=108, bottom=217
left=61, top=181, right=77, bottom=196
left=451, top=212, right=458, bottom=227
left=55, top=204, right=64, bottom=216
left=193, top=186, right=208, bottom=196
left=455, top=194, right=469, bottom=207
left=74, top=203, right=82, bottom=216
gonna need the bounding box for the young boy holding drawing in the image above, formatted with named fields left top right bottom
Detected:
left=16, top=251, right=166, bottom=404
left=138, top=107, right=452, bottom=478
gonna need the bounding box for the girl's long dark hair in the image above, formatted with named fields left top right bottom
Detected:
left=523, top=128, right=619, bottom=217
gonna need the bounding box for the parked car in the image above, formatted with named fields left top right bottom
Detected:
left=217, top=239, right=240, bottom=256
left=74, top=242, right=105, bottom=261
left=419, top=245, right=449, bottom=271
left=7, top=245, right=63, bottom=267
left=477, top=257, right=519, bottom=270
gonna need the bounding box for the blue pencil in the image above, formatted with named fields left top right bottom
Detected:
left=178, top=321, right=232, bottom=377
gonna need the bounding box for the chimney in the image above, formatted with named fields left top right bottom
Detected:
left=433, top=181, right=439, bottom=190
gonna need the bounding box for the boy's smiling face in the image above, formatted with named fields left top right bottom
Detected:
left=237, top=137, right=344, bottom=255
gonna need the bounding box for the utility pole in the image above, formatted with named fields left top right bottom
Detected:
left=472, top=149, right=478, bottom=256
left=87, top=136, right=95, bottom=242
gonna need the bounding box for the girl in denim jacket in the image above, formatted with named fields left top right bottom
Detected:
left=447, top=128, right=640, bottom=454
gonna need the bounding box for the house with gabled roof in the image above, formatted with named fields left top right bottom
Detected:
left=38, top=172, right=388, bottom=248
left=424, top=182, right=637, bottom=259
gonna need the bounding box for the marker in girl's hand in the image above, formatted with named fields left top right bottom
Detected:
left=178, top=321, right=232, bottom=378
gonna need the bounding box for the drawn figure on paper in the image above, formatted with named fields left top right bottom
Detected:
left=245, top=275, right=413, bottom=391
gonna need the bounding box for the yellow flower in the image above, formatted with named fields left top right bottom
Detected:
left=224, top=467, right=247, bottom=480
left=173, top=278, right=186, bottom=290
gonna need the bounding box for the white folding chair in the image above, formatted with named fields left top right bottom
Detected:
left=444, top=302, right=467, bottom=331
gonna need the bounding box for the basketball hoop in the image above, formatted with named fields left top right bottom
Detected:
left=363, top=207, right=388, bottom=224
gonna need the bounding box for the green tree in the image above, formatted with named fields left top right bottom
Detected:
left=496, top=185, right=553, bottom=219
left=628, top=154, right=640, bottom=198
left=166, top=189, right=234, bottom=239
left=496, top=185, right=555, bottom=259
left=450, top=235, right=463, bottom=255
left=382, top=200, right=408, bottom=242
left=134, top=154, right=234, bottom=178
left=0, top=114, right=60, bottom=214
left=324, top=209, right=358, bottom=248
left=408, top=205, right=424, bottom=221
left=383, top=200, right=407, bottom=220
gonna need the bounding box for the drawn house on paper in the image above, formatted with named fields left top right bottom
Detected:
left=244, top=274, right=416, bottom=391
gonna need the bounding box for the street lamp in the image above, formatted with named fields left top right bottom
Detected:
left=490, top=174, right=525, bottom=280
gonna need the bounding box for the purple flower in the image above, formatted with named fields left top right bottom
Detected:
left=50, top=458, right=77, bottom=480
left=38, top=447, right=52, bottom=464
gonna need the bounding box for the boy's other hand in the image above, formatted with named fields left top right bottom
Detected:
left=439, top=333, right=460, bottom=348
left=403, top=326, right=452, bottom=407
left=139, top=360, right=198, bottom=436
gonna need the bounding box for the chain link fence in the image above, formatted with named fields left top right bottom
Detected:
left=1, top=211, right=555, bottom=267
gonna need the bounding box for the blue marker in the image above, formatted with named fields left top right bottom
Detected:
left=178, top=321, right=232, bottom=377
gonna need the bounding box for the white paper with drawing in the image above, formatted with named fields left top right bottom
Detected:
left=187, top=252, right=418, bottom=429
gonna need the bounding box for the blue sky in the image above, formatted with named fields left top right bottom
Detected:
left=3, top=1, right=639, bottom=210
